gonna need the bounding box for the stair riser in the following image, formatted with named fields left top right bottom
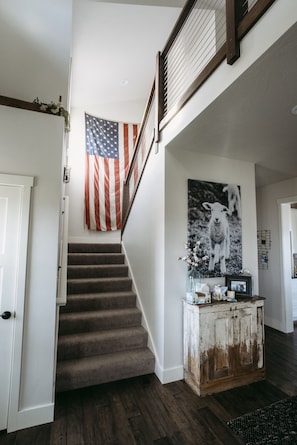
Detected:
left=58, top=332, right=148, bottom=360
left=56, top=350, right=155, bottom=392
left=68, top=254, right=125, bottom=265
left=67, top=265, right=128, bottom=279
left=60, top=294, right=136, bottom=313
left=59, top=312, right=142, bottom=335
left=67, top=278, right=132, bottom=294
left=68, top=243, right=121, bottom=253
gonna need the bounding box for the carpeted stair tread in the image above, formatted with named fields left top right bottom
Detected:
left=56, top=348, right=155, bottom=392
left=68, top=252, right=125, bottom=265
left=68, top=243, right=122, bottom=253
left=57, top=326, right=149, bottom=360
left=67, top=264, right=129, bottom=279
left=59, top=307, right=142, bottom=334
left=60, top=291, right=136, bottom=313
left=67, top=277, right=132, bottom=294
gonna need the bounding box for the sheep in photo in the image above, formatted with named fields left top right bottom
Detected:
left=202, top=201, right=232, bottom=274
left=222, top=184, right=241, bottom=218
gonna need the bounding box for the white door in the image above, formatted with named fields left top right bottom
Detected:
left=0, top=175, right=33, bottom=431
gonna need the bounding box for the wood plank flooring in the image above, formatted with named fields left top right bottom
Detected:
left=1, top=325, right=296, bottom=445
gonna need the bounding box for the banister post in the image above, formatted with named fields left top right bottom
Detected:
left=225, top=0, right=240, bottom=65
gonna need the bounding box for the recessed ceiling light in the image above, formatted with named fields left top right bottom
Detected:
left=291, top=105, right=297, bottom=115
left=120, top=79, right=128, bottom=86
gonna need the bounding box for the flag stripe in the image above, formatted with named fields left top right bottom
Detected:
left=114, top=159, right=121, bottom=229
left=94, top=156, right=101, bottom=230
left=124, top=124, right=130, bottom=179
left=85, top=153, right=90, bottom=228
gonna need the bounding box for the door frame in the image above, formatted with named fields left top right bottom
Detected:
left=0, top=174, right=33, bottom=432
left=278, top=195, right=297, bottom=334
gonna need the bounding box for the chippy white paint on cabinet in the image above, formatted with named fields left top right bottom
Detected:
left=183, top=298, right=265, bottom=396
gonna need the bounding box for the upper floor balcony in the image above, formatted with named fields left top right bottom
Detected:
left=122, top=0, right=297, bottom=233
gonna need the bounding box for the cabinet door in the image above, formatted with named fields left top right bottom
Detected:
left=233, top=306, right=262, bottom=372
left=200, top=310, right=234, bottom=383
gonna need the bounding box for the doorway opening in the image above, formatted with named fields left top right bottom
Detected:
left=279, top=196, right=297, bottom=334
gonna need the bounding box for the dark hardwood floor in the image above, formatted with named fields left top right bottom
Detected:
left=1, top=325, right=297, bottom=445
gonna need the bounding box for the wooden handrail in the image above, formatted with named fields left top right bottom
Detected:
left=121, top=82, right=156, bottom=231
left=238, top=0, right=276, bottom=40
left=125, top=81, right=155, bottom=186
left=121, top=135, right=155, bottom=235
left=162, top=0, right=196, bottom=57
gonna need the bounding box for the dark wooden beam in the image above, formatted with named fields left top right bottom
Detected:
left=0, top=95, right=52, bottom=115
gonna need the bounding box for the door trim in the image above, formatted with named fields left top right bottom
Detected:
left=0, top=174, right=34, bottom=432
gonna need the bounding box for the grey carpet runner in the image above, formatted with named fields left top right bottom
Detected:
left=56, top=243, right=155, bottom=392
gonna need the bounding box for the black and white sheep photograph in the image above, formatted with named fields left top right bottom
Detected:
left=188, top=178, right=242, bottom=278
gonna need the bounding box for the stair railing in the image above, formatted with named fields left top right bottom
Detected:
left=121, top=82, right=156, bottom=233
left=121, top=0, right=276, bottom=235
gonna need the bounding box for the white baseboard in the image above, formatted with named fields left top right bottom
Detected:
left=264, top=316, right=290, bottom=333
left=7, top=402, right=54, bottom=433
left=155, top=363, right=184, bottom=384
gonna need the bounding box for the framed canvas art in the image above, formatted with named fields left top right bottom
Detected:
left=188, top=179, right=242, bottom=278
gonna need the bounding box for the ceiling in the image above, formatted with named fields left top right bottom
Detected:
left=71, top=1, right=297, bottom=188
left=71, top=0, right=184, bottom=107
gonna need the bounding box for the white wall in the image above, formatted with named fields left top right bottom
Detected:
left=0, top=0, right=72, bottom=109
left=122, top=140, right=257, bottom=383
left=0, top=106, right=64, bottom=430
left=164, top=148, right=257, bottom=379
left=66, top=101, right=145, bottom=244
left=0, top=0, right=72, bottom=431
left=122, top=140, right=166, bottom=380
left=256, top=178, right=297, bottom=332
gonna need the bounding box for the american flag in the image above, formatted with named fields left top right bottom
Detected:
left=84, top=114, right=139, bottom=231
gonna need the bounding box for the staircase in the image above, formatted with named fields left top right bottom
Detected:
left=56, top=243, right=155, bottom=392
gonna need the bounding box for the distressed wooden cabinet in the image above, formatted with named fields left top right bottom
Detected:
left=183, top=297, right=265, bottom=396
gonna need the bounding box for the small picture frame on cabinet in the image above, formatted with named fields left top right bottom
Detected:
left=225, top=275, right=252, bottom=298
